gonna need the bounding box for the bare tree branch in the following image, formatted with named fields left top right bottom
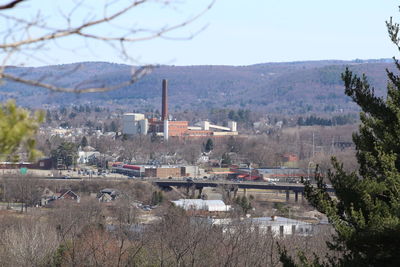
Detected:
left=0, top=0, right=24, bottom=10
left=0, top=0, right=215, bottom=93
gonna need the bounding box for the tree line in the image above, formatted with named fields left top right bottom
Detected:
left=297, top=114, right=356, bottom=126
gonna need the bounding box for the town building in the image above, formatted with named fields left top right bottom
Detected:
left=121, top=79, right=238, bottom=139
left=122, top=113, right=148, bottom=135
left=111, top=163, right=207, bottom=178
left=209, top=216, right=314, bottom=237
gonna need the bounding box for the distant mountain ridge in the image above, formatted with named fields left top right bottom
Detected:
left=0, top=59, right=395, bottom=114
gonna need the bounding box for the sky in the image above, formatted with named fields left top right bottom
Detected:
left=2, top=0, right=399, bottom=66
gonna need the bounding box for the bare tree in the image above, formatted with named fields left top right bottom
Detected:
left=0, top=0, right=214, bottom=93
left=5, top=174, right=42, bottom=212
left=49, top=197, right=104, bottom=241
left=0, top=218, right=59, bottom=267
left=119, top=136, right=148, bottom=163
left=180, top=142, right=201, bottom=165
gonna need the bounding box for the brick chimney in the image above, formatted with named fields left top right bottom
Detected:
left=162, top=79, right=168, bottom=121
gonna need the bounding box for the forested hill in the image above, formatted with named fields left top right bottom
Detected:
left=0, top=59, right=395, bottom=114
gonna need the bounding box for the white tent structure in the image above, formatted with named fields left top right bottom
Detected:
left=172, top=199, right=231, bottom=212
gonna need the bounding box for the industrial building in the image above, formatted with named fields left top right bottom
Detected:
left=207, top=216, right=314, bottom=237
left=122, top=79, right=238, bottom=139
left=122, top=113, right=148, bottom=135
left=111, top=163, right=206, bottom=178
left=171, top=199, right=231, bottom=212
left=144, top=167, right=181, bottom=178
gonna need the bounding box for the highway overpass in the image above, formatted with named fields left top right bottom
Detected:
left=153, top=180, right=334, bottom=202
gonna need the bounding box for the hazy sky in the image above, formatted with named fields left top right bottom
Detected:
left=3, top=0, right=400, bottom=66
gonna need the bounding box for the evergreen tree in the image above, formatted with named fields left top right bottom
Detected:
left=293, top=15, right=400, bottom=266
left=68, top=112, right=77, bottom=119
left=151, top=191, right=164, bottom=205
left=80, top=136, right=88, bottom=147
left=234, top=195, right=252, bottom=214
left=157, top=191, right=164, bottom=203
left=45, top=109, right=52, bottom=123
left=0, top=100, right=44, bottom=161
left=60, top=106, right=67, bottom=115
left=221, top=152, right=232, bottom=166
left=228, top=110, right=236, bottom=121
left=109, top=121, right=118, bottom=132
left=53, top=111, right=60, bottom=121
left=51, top=142, right=77, bottom=169
left=205, top=138, right=214, bottom=152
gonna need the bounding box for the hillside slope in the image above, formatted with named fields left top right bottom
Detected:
left=0, top=59, right=394, bottom=114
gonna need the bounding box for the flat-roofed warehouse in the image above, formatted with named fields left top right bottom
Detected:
left=171, top=199, right=231, bottom=212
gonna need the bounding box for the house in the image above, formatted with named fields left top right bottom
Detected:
left=98, top=193, right=113, bottom=202
left=41, top=188, right=80, bottom=206
left=78, top=150, right=101, bottom=164
left=97, top=188, right=119, bottom=202
left=197, top=152, right=209, bottom=163
left=41, top=188, right=56, bottom=206
left=55, top=189, right=81, bottom=202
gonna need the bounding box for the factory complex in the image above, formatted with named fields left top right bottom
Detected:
left=122, top=80, right=238, bottom=139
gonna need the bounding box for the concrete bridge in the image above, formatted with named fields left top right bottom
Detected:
left=153, top=180, right=334, bottom=202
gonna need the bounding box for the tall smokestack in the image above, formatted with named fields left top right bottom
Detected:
left=162, top=79, right=168, bottom=121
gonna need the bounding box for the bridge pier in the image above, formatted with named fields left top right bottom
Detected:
left=190, top=186, right=196, bottom=198
left=286, top=190, right=290, bottom=202
left=233, top=187, right=239, bottom=198
left=301, top=191, right=305, bottom=203
left=243, top=188, right=247, bottom=197
left=197, top=187, right=203, bottom=199
left=226, top=190, right=231, bottom=200
left=294, top=191, right=298, bottom=202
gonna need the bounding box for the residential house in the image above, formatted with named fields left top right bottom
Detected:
left=97, top=188, right=119, bottom=202
left=55, top=189, right=81, bottom=202
left=41, top=188, right=80, bottom=206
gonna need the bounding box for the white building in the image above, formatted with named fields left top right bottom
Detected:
left=251, top=216, right=313, bottom=236
left=172, top=199, right=231, bottom=212
left=122, top=113, right=148, bottom=135
left=78, top=150, right=100, bottom=164
left=209, top=216, right=314, bottom=237
left=198, top=121, right=237, bottom=132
